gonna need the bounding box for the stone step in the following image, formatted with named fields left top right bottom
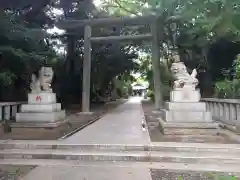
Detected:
left=147, top=122, right=159, bottom=126
left=1, top=149, right=240, bottom=164
left=147, top=125, right=158, bottom=129
left=147, top=127, right=158, bottom=131
left=1, top=159, right=240, bottom=173
left=146, top=116, right=159, bottom=121
left=1, top=141, right=240, bottom=153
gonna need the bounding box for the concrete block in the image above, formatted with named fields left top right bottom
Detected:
left=159, top=118, right=218, bottom=129
left=165, top=102, right=206, bottom=111
left=77, top=112, right=94, bottom=116
left=170, top=90, right=200, bottom=102
left=158, top=118, right=218, bottom=135
left=16, top=110, right=66, bottom=122
left=28, top=93, right=56, bottom=104
left=21, top=103, right=61, bottom=113
left=4, top=106, right=10, bottom=120
left=10, top=119, right=68, bottom=128
left=162, top=109, right=212, bottom=123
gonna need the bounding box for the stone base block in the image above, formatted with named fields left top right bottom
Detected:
left=162, top=109, right=212, bottom=123
left=165, top=102, right=206, bottom=111
left=76, top=112, right=95, bottom=116
left=21, top=103, right=61, bottom=113
left=16, top=110, right=66, bottom=123
left=28, top=93, right=56, bottom=104
left=10, top=118, right=69, bottom=128
left=158, top=118, right=219, bottom=135
left=170, top=90, right=200, bottom=102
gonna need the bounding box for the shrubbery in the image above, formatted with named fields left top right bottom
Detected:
left=214, top=79, right=240, bottom=99
left=214, top=54, right=240, bottom=99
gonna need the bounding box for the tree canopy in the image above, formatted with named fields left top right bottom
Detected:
left=0, top=0, right=140, bottom=104
left=103, top=0, right=240, bottom=94
left=0, top=0, right=239, bottom=102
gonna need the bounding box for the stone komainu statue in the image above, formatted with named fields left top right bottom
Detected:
left=170, top=54, right=198, bottom=90
left=30, top=66, right=53, bottom=93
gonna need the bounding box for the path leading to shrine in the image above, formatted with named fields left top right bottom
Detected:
left=23, top=97, right=152, bottom=180
left=64, top=96, right=150, bottom=144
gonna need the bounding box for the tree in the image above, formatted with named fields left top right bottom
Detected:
left=0, top=1, right=59, bottom=101
left=51, top=0, right=141, bottom=105
left=101, top=0, right=240, bottom=54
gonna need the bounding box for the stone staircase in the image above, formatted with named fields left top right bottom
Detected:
left=1, top=141, right=240, bottom=173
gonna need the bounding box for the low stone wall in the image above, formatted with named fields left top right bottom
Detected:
left=201, top=98, right=240, bottom=127
left=0, top=102, right=24, bottom=121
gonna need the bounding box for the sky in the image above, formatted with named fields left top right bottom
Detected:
left=47, top=0, right=102, bottom=35
left=93, top=0, right=103, bottom=7
left=47, top=0, right=105, bottom=54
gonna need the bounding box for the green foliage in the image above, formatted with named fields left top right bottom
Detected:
left=0, top=70, right=16, bottom=87
left=0, top=8, right=59, bottom=101
left=138, top=55, right=174, bottom=101
left=114, top=75, right=133, bottom=97
left=154, top=62, right=174, bottom=101
left=214, top=54, right=240, bottom=99
left=101, top=0, right=146, bottom=16
left=207, top=173, right=237, bottom=180
left=2, top=0, right=238, bottom=103
left=103, top=0, right=240, bottom=77
left=178, top=175, right=183, bottom=180
left=0, top=0, right=139, bottom=103
left=146, top=89, right=154, bottom=101
left=214, top=79, right=240, bottom=99
left=235, top=54, right=240, bottom=79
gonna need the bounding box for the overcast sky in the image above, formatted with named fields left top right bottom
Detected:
left=47, top=0, right=104, bottom=54
left=94, top=0, right=103, bottom=7
left=47, top=0, right=103, bottom=35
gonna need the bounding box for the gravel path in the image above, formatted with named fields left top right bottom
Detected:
left=151, top=169, right=239, bottom=180
left=0, top=165, right=35, bottom=180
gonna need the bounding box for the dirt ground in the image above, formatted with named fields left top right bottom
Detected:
left=141, top=100, right=165, bottom=142
left=0, top=100, right=125, bottom=140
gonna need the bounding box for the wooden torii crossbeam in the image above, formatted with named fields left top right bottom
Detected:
left=58, top=15, right=158, bottom=28
left=58, top=15, right=163, bottom=112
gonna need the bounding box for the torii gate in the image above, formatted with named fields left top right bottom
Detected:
left=58, top=15, right=163, bottom=112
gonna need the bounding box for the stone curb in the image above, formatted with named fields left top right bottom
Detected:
left=1, top=141, right=240, bottom=151
left=1, top=150, right=240, bottom=164
left=2, top=159, right=240, bottom=174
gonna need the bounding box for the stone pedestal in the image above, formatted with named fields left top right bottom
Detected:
left=170, top=90, right=200, bottom=102
left=162, top=102, right=212, bottom=123
left=15, top=93, right=66, bottom=127
left=28, top=93, right=56, bottom=104
left=160, top=89, right=218, bottom=135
